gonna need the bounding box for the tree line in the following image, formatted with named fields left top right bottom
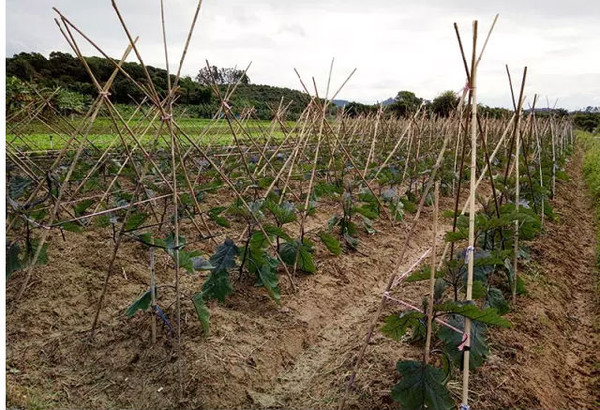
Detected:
left=6, top=51, right=597, bottom=128
left=6, top=51, right=313, bottom=119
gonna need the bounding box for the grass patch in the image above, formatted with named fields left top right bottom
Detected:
left=578, top=130, right=600, bottom=268
left=7, top=130, right=289, bottom=151
left=7, top=116, right=293, bottom=135
left=6, top=117, right=293, bottom=150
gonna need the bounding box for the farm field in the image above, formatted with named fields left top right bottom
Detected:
left=6, top=117, right=600, bottom=409
left=7, top=118, right=291, bottom=150
left=5, top=136, right=599, bottom=410
left=5, top=2, right=600, bottom=410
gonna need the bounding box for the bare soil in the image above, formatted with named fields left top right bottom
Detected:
left=6, top=148, right=599, bottom=410
left=470, top=146, right=599, bottom=409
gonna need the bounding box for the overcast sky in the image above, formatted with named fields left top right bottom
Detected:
left=6, top=0, right=600, bottom=110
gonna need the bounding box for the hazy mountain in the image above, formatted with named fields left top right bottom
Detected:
left=331, top=99, right=350, bottom=107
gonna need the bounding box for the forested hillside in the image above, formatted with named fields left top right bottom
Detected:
left=6, top=51, right=315, bottom=119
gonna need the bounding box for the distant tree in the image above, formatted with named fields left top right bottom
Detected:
left=553, top=108, right=569, bottom=118
left=478, top=104, right=511, bottom=119
left=389, top=90, right=422, bottom=117
left=6, top=76, right=33, bottom=114
left=55, top=89, right=91, bottom=115
left=6, top=52, right=48, bottom=82
left=573, top=112, right=600, bottom=132
left=196, top=65, right=250, bottom=86
left=343, top=101, right=377, bottom=118
left=178, top=76, right=212, bottom=105
left=430, top=91, right=459, bottom=117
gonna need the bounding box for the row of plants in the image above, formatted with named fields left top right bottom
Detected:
left=6, top=96, right=460, bottom=339
left=380, top=119, right=573, bottom=409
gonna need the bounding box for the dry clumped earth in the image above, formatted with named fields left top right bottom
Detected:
left=6, top=148, right=599, bottom=410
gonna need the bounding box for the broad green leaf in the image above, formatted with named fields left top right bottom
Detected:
left=74, top=199, right=94, bottom=216
left=202, top=269, right=233, bottom=302
left=177, top=250, right=196, bottom=274
left=471, top=280, right=487, bottom=299
left=192, top=292, right=210, bottom=335
left=435, top=302, right=512, bottom=328
left=444, top=230, right=467, bottom=243
left=262, top=224, right=292, bottom=242
left=256, top=255, right=281, bottom=304
left=125, top=290, right=152, bottom=317
left=29, top=209, right=47, bottom=221
left=344, top=219, right=357, bottom=236
left=405, top=267, right=443, bottom=283
left=124, top=212, right=148, bottom=231
left=94, top=214, right=111, bottom=227
left=434, top=278, right=448, bottom=302
left=82, top=177, right=100, bottom=193
left=452, top=249, right=497, bottom=285
left=392, top=360, right=454, bottom=410
left=343, top=232, right=359, bottom=250
left=248, top=231, right=269, bottom=260
left=401, top=197, right=417, bottom=213
left=485, top=287, right=509, bottom=315
left=381, top=311, right=425, bottom=341
left=192, top=256, right=214, bottom=271
left=137, top=232, right=154, bottom=246
left=265, top=200, right=297, bottom=225
left=208, top=206, right=230, bottom=228
left=9, top=176, right=32, bottom=199
left=439, top=315, right=489, bottom=370
left=354, top=204, right=379, bottom=220
left=313, top=182, right=343, bottom=198
left=279, top=239, right=315, bottom=274
left=318, top=231, right=342, bottom=255
left=29, top=240, right=49, bottom=266
left=362, top=216, right=376, bottom=234
left=257, top=176, right=275, bottom=189
left=505, top=259, right=528, bottom=296
left=179, top=193, right=194, bottom=206
left=327, top=214, right=342, bottom=230
left=6, top=242, right=22, bottom=280
left=60, top=221, right=83, bottom=232
left=165, top=233, right=186, bottom=256
left=358, top=191, right=377, bottom=204
left=202, top=238, right=238, bottom=302
left=517, top=275, right=527, bottom=295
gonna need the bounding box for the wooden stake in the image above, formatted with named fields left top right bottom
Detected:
left=462, top=19, right=478, bottom=408
left=150, top=246, right=157, bottom=344
left=424, top=182, right=439, bottom=364
left=512, top=67, right=527, bottom=304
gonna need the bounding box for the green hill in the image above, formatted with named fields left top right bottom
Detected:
left=6, top=51, right=318, bottom=120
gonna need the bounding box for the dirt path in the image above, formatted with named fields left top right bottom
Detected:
left=470, top=146, right=599, bottom=409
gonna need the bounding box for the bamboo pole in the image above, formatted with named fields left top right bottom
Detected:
left=424, top=182, right=439, bottom=364
left=150, top=247, right=157, bottom=344
left=512, top=67, right=527, bottom=304
left=461, top=19, right=478, bottom=409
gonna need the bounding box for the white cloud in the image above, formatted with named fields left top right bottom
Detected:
left=6, top=0, right=600, bottom=110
